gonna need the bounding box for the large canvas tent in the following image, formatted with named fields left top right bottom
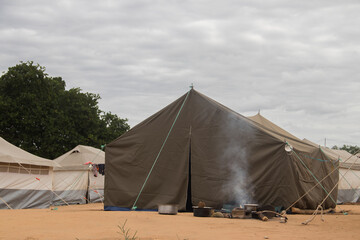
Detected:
left=105, top=89, right=338, bottom=211
left=52, top=145, right=105, bottom=205
left=0, top=137, right=57, bottom=209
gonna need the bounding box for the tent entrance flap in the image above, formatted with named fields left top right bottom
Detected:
left=186, top=140, right=192, bottom=212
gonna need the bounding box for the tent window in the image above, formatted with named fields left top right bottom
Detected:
left=40, top=169, right=49, bottom=175
left=9, top=166, right=19, bottom=173
left=0, top=162, right=9, bottom=172
left=31, top=169, right=40, bottom=175
left=0, top=163, right=49, bottom=175
left=19, top=168, right=28, bottom=174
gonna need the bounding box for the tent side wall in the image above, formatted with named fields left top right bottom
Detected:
left=0, top=163, right=53, bottom=209
left=247, top=114, right=339, bottom=209
left=105, top=92, right=192, bottom=210
left=52, top=170, right=88, bottom=205
left=190, top=91, right=338, bottom=210
left=89, top=172, right=105, bottom=203
left=337, top=168, right=360, bottom=203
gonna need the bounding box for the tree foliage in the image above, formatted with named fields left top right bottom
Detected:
left=331, top=145, right=360, bottom=155
left=0, top=61, right=130, bottom=159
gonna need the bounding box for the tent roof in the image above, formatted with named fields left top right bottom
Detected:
left=54, top=145, right=105, bottom=170
left=244, top=113, right=319, bottom=153
left=120, top=89, right=326, bottom=155
left=302, top=138, right=340, bottom=159
left=247, top=113, right=302, bottom=142
left=332, top=149, right=359, bottom=163
left=0, top=137, right=57, bottom=167
left=303, top=138, right=360, bottom=170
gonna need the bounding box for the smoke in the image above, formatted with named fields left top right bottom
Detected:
left=220, top=114, right=255, bottom=207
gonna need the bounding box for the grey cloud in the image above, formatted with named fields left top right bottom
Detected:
left=0, top=0, right=359, bottom=146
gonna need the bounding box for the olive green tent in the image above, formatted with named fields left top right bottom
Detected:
left=105, top=89, right=338, bottom=211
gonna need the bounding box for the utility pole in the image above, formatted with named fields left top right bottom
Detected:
left=324, top=138, right=326, bottom=147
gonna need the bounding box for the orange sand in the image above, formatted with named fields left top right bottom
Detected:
left=1, top=203, right=360, bottom=240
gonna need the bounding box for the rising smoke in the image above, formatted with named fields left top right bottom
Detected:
left=220, top=113, right=256, bottom=207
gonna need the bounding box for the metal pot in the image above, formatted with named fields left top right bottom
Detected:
left=158, top=204, right=178, bottom=215
left=193, top=206, right=213, bottom=217
left=243, top=204, right=258, bottom=212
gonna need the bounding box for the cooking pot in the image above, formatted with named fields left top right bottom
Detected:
left=193, top=206, right=213, bottom=217
left=243, top=204, right=258, bottom=212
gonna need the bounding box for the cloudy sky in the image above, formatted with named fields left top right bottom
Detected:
left=1, top=0, right=359, bottom=147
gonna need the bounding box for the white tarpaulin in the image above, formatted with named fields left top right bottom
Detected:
left=332, top=149, right=360, bottom=203
left=303, top=139, right=360, bottom=203
left=0, top=137, right=58, bottom=209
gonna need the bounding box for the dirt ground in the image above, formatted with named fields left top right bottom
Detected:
left=1, top=203, right=360, bottom=240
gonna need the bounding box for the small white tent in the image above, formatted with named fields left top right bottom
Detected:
left=332, top=149, right=360, bottom=203
left=303, top=139, right=360, bottom=203
left=52, top=145, right=105, bottom=205
left=0, top=137, right=58, bottom=209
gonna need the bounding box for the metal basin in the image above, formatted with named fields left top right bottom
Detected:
left=158, top=204, right=178, bottom=215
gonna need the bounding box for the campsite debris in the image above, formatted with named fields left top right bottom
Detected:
left=231, top=208, right=245, bottom=219
left=229, top=206, right=283, bottom=222
left=211, top=212, right=224, bottom=218
left=291, top=207, right=335, bottom=215
left=258, top=213, right=268, bottom=221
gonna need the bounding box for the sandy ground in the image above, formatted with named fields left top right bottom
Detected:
left=1, top=204, right=360, bottom=240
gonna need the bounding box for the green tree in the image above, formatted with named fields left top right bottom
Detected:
left=100, top=111, right=130, bottom=142
left=332, top=145, right=360, bottom=155
left=0, top=61, right=129, bottom=158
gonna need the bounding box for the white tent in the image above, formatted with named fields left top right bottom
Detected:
left=302, top=139, right=360, bottom=203
left=331, top=149, right=360, bottom=203
left=52, top=145, right=105, bottom=205
left=0, top=137, right=58, bottom=209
